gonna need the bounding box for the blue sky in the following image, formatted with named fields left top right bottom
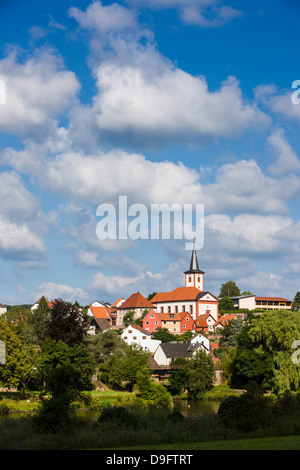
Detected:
left=0, top=0, right=300, bottom=306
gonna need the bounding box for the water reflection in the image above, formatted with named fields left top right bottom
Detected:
left=173, top=399, right=219, bottom=416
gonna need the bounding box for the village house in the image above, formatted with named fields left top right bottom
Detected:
left=150, top=248, right=219, bottom=322
left=153, top=339, right=210, bottom=367
left=121, top=324, right=161, bottom=353
left=142, top=308, right=161, bottom=332
left=86, top=303, right=113, bottom=335
left=116, top=292, right=155, bottom=327
left=194, top=313, right=216, bottom=333
left=157, top=311, right=195, bottom=334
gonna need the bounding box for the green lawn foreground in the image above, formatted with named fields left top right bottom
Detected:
left=104, top=435, right=300, bottom=450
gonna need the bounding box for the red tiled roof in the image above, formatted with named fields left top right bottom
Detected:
left=118, top=292, right=154, bottom=309
left=89, top=306, right=110, bottom=319
left=157, top=311, right=193, bottom=322
left=255, top=296, right=291, bottom=302
left=151, top=287, right=201, bottom=303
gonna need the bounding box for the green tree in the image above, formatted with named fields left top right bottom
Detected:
left=184, top=350, right=215, bottom=399
left=135, top=368, right=173, bottom=409
left=39, top=338, right=95, bottom=391
left=292, top=292, right=300, bottom=311
left=123, top=310, right=135, bottom=327
left=100, top=345, right=150, bottom=391
left=35, top=364, right=85, bottom=431
left=219, top=296, right=235, bottom=312
left=219, top=281, right=240, bottom=298
left=87, top=329, right=128, bottom=364
left=46, top=299, right=87, bottom=346
left=152, top=327, right=175, bottom=343
left=230, top=310, right=300, bottom=393
left=219, top=316, right=245, bottom=350
left=29, top=296, right=51, bottom=345
left=0, top=319, right=37, bottom=394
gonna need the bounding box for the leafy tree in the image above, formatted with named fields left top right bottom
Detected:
left=39, top=338, right=95, bottom=391
left=0, top=319, right=37, bottom=394
left=168, top=358, right=189, bottom=395
left=87, top=330, right=128, bottom=364
left=219, top=281, right=240, bottom=298
left=230, top=311, right=300, bottom=393
left=123, top=310, right=135, bottom=327
left=184, top=350, right=215, bottom=399
left=292, top=292, right=300, bottom=311
left=45, top=299, right=87, bottom=346
left=219, top=316, right=245, bottom=351
left=35, top=364, right=85, bottom=431
left=219, top=296, right=235, bottom=312
left=152, top=327, right=175, bottom=343
left=135, top=367, right=173, bottom=409
left=29, top=296, right=51, bottom=345
left=100, top=345, right=150, bottom=391
left=147, top=292, right=157, bottom=301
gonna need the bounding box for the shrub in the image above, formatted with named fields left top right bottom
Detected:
left=218, top=391, right=274, bottom=432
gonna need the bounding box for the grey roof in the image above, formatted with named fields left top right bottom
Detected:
left=184, top=248, right=205, bottom=274
left=160, top=343, right=191, bottom=358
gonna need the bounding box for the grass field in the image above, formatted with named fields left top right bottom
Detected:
left=106, top=435, right=300, bottom=450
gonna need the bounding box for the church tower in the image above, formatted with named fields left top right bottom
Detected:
left=184, top=247, right=205, bottom=291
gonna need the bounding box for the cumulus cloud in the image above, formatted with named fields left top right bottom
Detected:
left=126, top=0, right=243, bottom=27
left=0, top=48, right=80, bottom=140
left=33, top=281, right=88, bottom=304
left=91, top=54, right=270, bottom=147
left=69, top=1, right=139, bottom=35
left=267, top=128, right=300, bottom=176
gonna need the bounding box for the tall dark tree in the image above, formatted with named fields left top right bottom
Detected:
left=46, top=299, right=86, bottom=346
left=219, top=281, right=240, bottom=298
left=292, top=292, right=300, bottom=311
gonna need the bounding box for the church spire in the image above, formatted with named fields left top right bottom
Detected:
left=184, top=246, right=205, bottom=291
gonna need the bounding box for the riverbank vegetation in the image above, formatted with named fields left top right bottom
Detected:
left=1, top=298, right=300, bottom=449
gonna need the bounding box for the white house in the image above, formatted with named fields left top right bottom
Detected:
left=190, top=333, right=210, bottom=352
left=0, top=304, right=7, bottom=316
left=121, top=324, right=161, bottom=353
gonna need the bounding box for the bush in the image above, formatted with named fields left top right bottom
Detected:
left=0, top=400, right=10, bottom=415
left=218, top=391, right=274, bottom=432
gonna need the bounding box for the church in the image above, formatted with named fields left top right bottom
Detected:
left=150, top=248, right=219, bottom=322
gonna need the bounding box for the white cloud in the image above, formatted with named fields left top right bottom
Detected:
left=91, top=53, right=270, bottom=146
left=33, top=281, right=88, bottom=304
left=69, top=1, right=139, bottom=35
left=0, top=215, right=46, bottom=260
left=126, top=0, right=243, bottom=27
left=267, top=128, right=300, bottom=176
left=255, top=83, right=300, bottom=123
left=0, top=49, right=80, bottom=139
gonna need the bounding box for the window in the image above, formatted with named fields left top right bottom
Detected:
left=189, top=305, right=193, bottom=314
left=182, top=305, right=185, bottom=311
left=168, top=306, right=171, bottom=313
left=146, top=321, right=149, bottom=324
left=170, top=314, right=175, bottom=319
left=186, top=317, right=189, bottom=321
left=189, top=277, right=191, bottom=282
left=150, top=315, right=154, bottom=318
left=155, top=321, right=158, bottom=325
left=142, top=336, right=146, bottom=339
left=161, top=307, right=164, bottom=313
left=128, top=330, right=132, bottom=333
left=183, top=325, right=186, bottom=328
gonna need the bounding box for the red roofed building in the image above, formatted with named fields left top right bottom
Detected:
left=116, top=292, right=155, bottom=327
left=150, top=248, right=219, bottom=322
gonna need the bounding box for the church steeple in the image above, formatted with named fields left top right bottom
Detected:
left=184, top=247, right=205, bottom=291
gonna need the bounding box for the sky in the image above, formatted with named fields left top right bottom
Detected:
left=0, top=0, right=300, bottom=306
